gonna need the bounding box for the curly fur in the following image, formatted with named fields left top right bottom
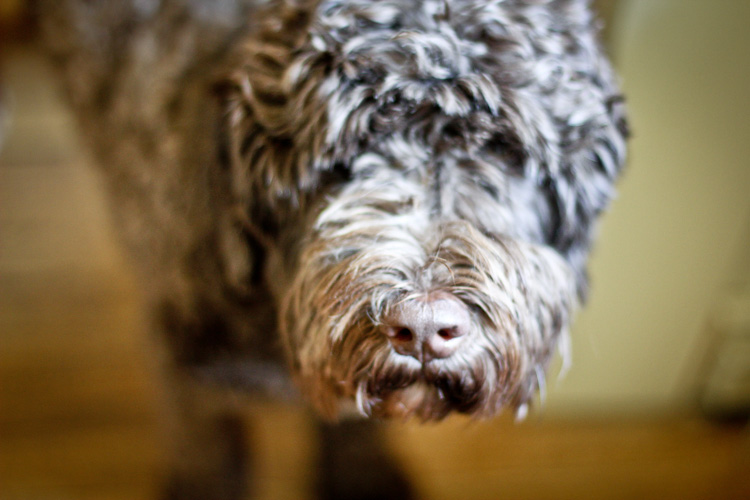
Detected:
left=223, top=0, right=626, bottom=419
left=40, top=0, right=627, bottom=421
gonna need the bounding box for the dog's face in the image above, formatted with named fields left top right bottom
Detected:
left=222, top=0, right=627, bottom=420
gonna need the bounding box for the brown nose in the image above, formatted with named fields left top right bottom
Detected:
left=382, top=294, right=470, bottom=363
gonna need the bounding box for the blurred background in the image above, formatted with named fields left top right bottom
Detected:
left=1, top=0, right=749, bottom=499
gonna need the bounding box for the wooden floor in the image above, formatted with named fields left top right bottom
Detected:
left=2, top=44, right=750, bottom=500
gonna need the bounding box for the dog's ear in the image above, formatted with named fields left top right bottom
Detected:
left=523, top=0, right=630, bottom=298
left=544, top=93, right=628, bottom=297
left=211, top=2, right=330, bottom=296
left=215, top=0, right=334, bottom=208
left=542, top=75, right=629, bottom=300
left=213, top=73, right=286, bottom=298
left=450, top=0, right=628, bottom=298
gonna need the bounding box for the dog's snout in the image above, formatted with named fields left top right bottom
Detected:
left=383, top=294, right=470, bottom=363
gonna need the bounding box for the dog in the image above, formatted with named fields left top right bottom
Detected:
left=39, top=0, right=627, bottom=498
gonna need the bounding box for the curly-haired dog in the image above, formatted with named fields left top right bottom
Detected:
left=40, top=0, right=627, bottom=498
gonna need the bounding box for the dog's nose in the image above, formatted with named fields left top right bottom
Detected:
left=382, top=294, right=470, bottom=363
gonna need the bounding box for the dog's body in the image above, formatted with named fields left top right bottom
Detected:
left=40, top=0, right=626, bottom=497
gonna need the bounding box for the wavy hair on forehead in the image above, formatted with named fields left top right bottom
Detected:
left=222, top=0, right=627, bottom=283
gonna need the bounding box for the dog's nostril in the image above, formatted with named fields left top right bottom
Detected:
left=393, top=327, right=414, bottom=343
left=437, top=327, right=459, bottom=340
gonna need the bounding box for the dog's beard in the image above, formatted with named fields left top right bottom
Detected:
left=280, top=205, right=578, bottom=420
left=353, top=348, right=500, bottom=420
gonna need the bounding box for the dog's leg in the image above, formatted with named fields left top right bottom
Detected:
left=316, top=419, right=414, bottom=500
left=159, top=370, right=250, bottom=500
left=150, top=299, right=255, bottom=500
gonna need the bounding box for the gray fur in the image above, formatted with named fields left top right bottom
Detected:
left=39, top=0, right=626, bottom=421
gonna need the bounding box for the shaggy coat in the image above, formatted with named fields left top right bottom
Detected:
left=41, top=0, right=627, bottom=422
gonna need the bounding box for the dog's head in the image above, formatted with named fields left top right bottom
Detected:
left=220, top=0, right=627, bottom=420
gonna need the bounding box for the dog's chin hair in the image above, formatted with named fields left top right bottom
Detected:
left=280, top=217, right=578, bottom=420
left=356, top=359, right=489, bottom=421
left=367, top=382, right=450, bottom=421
